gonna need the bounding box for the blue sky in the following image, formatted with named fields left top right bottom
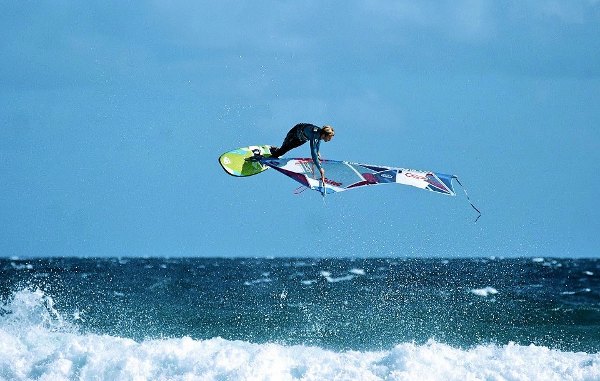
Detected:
left=1, top=1, right=599, bottom=258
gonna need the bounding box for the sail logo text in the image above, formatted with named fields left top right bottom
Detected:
left=404, top=172, right=427, bottom=180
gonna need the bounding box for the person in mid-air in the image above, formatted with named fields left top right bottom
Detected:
left=270, top=123, right=335, bottom=181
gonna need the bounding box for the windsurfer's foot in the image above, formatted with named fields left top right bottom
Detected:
left=245, top=154, right=263, bottom=162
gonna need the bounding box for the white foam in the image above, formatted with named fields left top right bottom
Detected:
left=325, top=275, right=355, bottom=283
left=2, top=289, right=600, bottom=381
left=320, top=270, right=355, bottom=283
left=10, top=262, right=33, bottom=270
left=561, top=288, right=592, bottom=295
left=1, top=332, right=598, bottom=381
left=243, top=278, right=272, bottom=286
left=470, top=287, right=499, bottom=297
left=349, top=268, right=366, bottom=276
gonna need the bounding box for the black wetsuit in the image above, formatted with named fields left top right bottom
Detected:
left=271, top=123, right=323, bottom=172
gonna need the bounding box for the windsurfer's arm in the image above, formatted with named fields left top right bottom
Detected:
left=310, top=138, right=325, bottom=179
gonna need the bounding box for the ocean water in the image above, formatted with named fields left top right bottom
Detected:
left=1, top=257, right=599, bottom=381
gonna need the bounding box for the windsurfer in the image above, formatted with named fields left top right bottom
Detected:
left=270, top=123, right=335, bottom=182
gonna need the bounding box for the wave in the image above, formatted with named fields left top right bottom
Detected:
left=2, top=333, right=599, bottom=381
left=1, top=289, right=599, bottom=381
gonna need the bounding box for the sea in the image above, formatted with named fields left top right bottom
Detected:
left=1, top=257, right=599, bottom=381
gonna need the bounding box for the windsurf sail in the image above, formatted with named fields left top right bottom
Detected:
left=259, top=157, right=481, bottom=220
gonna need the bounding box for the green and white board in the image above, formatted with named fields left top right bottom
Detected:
left=218, top=145, right=274, bottom=177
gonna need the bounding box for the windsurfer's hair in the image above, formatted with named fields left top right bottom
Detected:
left=322, top=125, right=335, bottom=137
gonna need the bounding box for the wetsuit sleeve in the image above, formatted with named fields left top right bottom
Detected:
left=310, top=136, right=322, bottom=173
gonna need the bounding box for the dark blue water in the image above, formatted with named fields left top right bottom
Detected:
left=1, top=257, right=599, bottom=380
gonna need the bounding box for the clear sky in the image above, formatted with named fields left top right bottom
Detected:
left=1, top=1, right=599, bottom=258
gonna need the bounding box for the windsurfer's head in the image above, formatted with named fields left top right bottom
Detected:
left=321, top=126, right=335, bottom=142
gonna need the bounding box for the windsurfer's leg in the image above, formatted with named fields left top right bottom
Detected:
left=271, top=126, right=305, bottom=158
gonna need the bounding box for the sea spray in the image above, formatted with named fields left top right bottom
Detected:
left=1, top=257, right=600, bottom=380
